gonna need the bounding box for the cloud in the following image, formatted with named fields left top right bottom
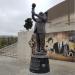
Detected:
left=0, top=0, right=30, bottom=36
left=0, top=0, right=64, bottom=36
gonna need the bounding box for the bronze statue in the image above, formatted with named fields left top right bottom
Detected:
left=32, top=3, right=47, bottom=53
left=30, top=3, right=50, bottom=73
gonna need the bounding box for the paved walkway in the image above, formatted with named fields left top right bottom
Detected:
left=0, top=56, right=75, bottom=75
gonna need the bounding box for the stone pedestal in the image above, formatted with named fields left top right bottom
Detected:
left=17, top=31, right=33, bottom=63
left=30, top=54, right=50, bottom=73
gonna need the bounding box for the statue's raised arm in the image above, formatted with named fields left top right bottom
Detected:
left=32, top=3, right=47, bottom=22
left=32, top=3, right=37, bottom=22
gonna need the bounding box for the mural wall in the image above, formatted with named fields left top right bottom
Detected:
left=45, top=31, right=75, bottom=57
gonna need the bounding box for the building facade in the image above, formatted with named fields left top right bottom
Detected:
left=46, top=0, right=75, bottom=33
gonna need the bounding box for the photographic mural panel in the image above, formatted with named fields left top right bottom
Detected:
left=45, top=31, right=75, bottom=62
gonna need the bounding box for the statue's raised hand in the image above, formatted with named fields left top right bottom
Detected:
left=32, top=3, right=36, bottom=9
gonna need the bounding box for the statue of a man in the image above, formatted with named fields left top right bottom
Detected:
left=32, top=3, right=47, bottom=53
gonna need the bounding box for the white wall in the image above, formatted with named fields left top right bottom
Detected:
left=17, top=31, right=33, bottom=63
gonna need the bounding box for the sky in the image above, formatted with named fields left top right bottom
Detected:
left=0, top=0, right=65, bottom=36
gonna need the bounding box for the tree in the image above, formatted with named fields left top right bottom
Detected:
left=0, top=38, right=7, bottom=48
left=24, top=18, right=33, bottom=30
left=0, top=37, right=17, bottom=49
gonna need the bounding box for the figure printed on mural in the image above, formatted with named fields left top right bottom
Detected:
left=45, top=32, right=75, bottom=57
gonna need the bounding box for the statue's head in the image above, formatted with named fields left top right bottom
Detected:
left=39, top=12, right=44, bottom=16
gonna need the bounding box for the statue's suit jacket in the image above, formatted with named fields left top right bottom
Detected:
left=34, top=14, right=47, bottom=33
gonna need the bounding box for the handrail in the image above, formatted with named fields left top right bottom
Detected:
left=0, top=43, right=17, bottom=49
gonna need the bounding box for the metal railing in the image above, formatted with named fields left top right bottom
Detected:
left=0, top=43, right=17, bottom=58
